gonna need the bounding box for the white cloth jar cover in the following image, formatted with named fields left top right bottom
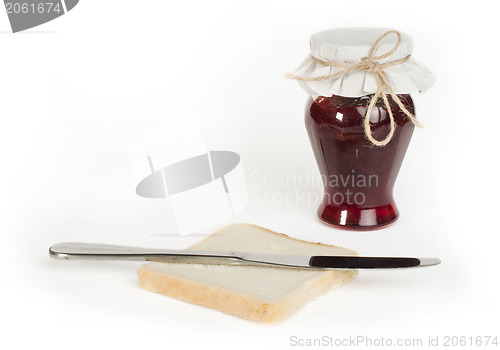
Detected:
left=293, top=27, right=436, bottom=97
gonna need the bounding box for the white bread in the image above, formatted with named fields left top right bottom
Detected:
left=138, top=223, right=357, bottom=323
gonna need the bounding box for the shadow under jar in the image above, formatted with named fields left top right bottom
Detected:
left=305, top=93, right=415, bottom=230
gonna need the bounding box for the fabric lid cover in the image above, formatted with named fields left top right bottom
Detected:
left=293, top=27, right=436, bottom=97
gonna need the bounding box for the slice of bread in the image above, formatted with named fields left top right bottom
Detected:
left=138, top=223, right=357, bottom=323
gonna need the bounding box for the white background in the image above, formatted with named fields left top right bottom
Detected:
left=1, top=0, right=499, bottom=349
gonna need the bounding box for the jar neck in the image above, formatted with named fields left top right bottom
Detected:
left=314, top=93, right=412, bottom=109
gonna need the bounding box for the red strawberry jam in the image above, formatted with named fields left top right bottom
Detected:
left=305, top=94, right=415, bottom=230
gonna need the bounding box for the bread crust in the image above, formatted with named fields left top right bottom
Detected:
left=139, top=266, right=355, bottom=323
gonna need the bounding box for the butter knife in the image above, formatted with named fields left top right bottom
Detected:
left=49, top=242, right=440, bottom=270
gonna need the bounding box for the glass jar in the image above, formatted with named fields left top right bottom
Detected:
left=305, top=93, right=415, bottom=230
left=289, top=27, right=435, bottom=230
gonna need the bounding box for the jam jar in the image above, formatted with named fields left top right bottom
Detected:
left=288, top=27, right=435, bottom=230
left=305, top=93, right=415, bottom=230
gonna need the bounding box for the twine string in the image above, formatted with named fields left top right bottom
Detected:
left=286, top=30, right=422, bottom=147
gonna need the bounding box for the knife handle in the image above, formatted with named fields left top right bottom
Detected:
left=309, top=256, right=421, bottom=269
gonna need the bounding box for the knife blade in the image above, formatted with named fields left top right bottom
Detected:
left=49, top=242, right=440, bottom=270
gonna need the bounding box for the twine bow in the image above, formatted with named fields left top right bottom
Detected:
left=286, top=30, right=422, bottom=147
